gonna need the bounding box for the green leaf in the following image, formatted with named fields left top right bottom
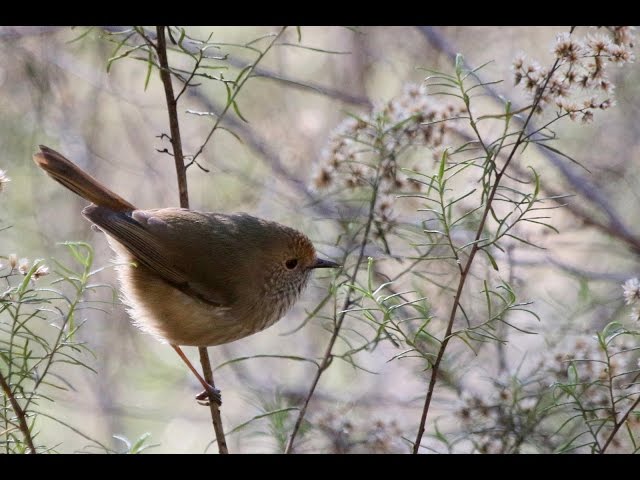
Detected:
left=113, top=435, right=131, bottom=451
left=277, top=42, right=351, bottom=55
left=366, top=256, right=374, bottom=294
left=17, top=259, right=44, bottom=295
left=438, top=149, right=448, bottom=183
left=66, top=27, right=95, bottom=44
left=177, top=27, right=186, bottom=49
left=130, top=433, right=151, bottom=453
left=216, top=126, right=244, bottom=144
left=210, top=407, right=300, bottom=444
left=566, top=362, right=578, bottom=391
left=455, top=53, right=464, bottom=77
left=231, top=100, right=249, bottom=123
left=215, top=354, right=319, bottom=371
left=601, top=321, right=625, bottom=344
left=106, top=36, right=140, bottom=73
left=537, top=143, right=591, bottom=173
left=61, top=242, right=94, bottom=269
left=129, top=433, right=159, bottom=454
left=144, top=49, right=153, bottom=91
left=529, top=166, right=540, bottom=198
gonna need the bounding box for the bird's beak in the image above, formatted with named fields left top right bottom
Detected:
left=311, top=257, right=341, bottom=269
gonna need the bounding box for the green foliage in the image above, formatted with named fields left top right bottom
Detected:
left=1, top=242, right=102, bottom=452
left=113, top=433, right=160, bottom=454
left=551, top=323, right=640, bottom=453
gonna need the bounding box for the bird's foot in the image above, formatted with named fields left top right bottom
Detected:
left=195, top=385, right=222, bottom=406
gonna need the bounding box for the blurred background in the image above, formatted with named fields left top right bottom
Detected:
left=1, top=26, right=639, bottom=453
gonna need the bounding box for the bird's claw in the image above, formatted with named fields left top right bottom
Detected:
left=195, top=385, right=222, bottom=406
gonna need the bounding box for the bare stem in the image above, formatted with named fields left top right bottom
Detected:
left=600, top=394, right=640, bottom=453
left=411, top=55, right=563, bottom=453
left=153, top=25, right=228, bottom=454
left=198, top=347, right=229, bottom=454
left=285, top=169, right=383, bottom=454
left=0, top=369, right=36, bottom=454
left=155, top=26, right=189, bottom=208
left=418, top=26, right=640, bottom=254
left=190, top=27, right=287, bottom=165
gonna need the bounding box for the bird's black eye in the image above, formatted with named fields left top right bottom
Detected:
left=285, top=258, right=298, bottom=270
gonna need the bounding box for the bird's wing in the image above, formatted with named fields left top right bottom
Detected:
left=82, top=205, right=234, bottom=306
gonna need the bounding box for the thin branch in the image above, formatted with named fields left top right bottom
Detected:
left=23, top=260, right=90, bottom=413
left=411, top=49, right=564, bottom=453
left=0, top=369, right=36, bottom=454
left=99, top=26, right=347, bottom=221
left=417, top=26, right=640, bottom=255
left=285, top=164, right=383, bottom=453
left=101, top=26, right=370, bottom=108
left=155, top=26, right=189, bottom=208
left=600, top=394, right=640, bottom=453
left=190, top=27, right=287, bottom=165
left=247, top=68, right=370, bottom=107
left=183, top=87, right=340, bottom=220
left=604, top=348, right=619, bottom=434
left=153, top=25, right=228, bottom=454
left=198, top=347, right=228, bottom=453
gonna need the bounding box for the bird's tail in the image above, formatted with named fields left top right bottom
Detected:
left=33, top=145, right=135, bottom=212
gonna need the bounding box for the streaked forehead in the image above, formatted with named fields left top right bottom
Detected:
left=289, top=230, right=315, bottom=257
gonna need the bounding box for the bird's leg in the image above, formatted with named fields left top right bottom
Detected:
left=171, top=344, right=222, bottom=406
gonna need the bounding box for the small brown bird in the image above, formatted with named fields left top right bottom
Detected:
left=33, top=145, right=339, bottom=403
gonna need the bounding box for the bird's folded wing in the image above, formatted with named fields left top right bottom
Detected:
left=82, top=205, right=228, bottom=307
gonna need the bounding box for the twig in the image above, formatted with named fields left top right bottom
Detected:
left=154, top=26, right=189, bottom=208
left=101, top=26, right=370, bottom=108
left=285, top=166, right=383, bottom=453
left=0, top=369, right=36, bottom=454
left=600, top=394, right=640, bottom=453
left=417, top=26, right=640, bottom=255
left=411, top=50, right=564, bottom=453
left=98, top=26, right=348, bottom=220
left=153, top=25, right=228, bottom=454
left=183, top=86, right=338, bottom=218
left=198, top=347, right=228, bottom=453
left=190, top=27, right=287, bottom=165
left=23, top=260, right=90, bottom=413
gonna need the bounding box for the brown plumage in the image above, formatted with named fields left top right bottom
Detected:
left=33, top=145, right=339, bottom=400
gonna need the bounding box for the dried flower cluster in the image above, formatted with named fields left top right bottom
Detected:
left=455, top=332, right=640, bottom=453
left=315, top=410, right=404, bottom=453
left=513, top=26, right=635, bottom=122
left=622, top=277, right=640, bottom=321
left=456, top=386, right=541, bottom=453
left=0, top=169, right=9, bottom=192
left=1, top=253, right=49, bottom=280
left=545, top=335, right=640, bottom=451
left=312, top=83, right=462, bottom=230
left=547, top=337, right=633, bottom=390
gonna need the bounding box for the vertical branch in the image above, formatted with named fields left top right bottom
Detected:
left=0, top=369, right=36, bottom=454
left=285, top=166, right=383, bottom=454
left=153, top=25, right=228, bottom=454
left=411, top=56, right=563, bottom=453
left=156, top=25, right=189, bottom=208
left=417, top=27, right=640, bottom=254
left=155, top=26, right=189, bottom=209
left=198, top=348, right=228, bottom=453
left=600, top=395, right=640, bottom=453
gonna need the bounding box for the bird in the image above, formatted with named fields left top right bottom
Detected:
left=33, top=145, right=339, bottom=404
